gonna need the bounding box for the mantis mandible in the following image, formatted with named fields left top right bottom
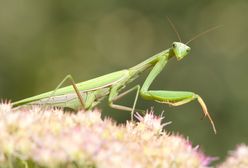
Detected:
left=12, top=21, right=218, bottom=134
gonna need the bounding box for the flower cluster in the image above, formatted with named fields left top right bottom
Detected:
left=217, top=144, right=248, bottom=168
left=0, top=103, right=212, bottom=168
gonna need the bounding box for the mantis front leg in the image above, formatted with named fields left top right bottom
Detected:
left=140, top=56, right=217, bottom=134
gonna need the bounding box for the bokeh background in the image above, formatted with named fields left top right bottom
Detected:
left=0, top=0, right=247, bottom=164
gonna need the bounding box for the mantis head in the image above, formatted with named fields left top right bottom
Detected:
left=172, top=42, right=191, bottom=61
left=166, top=17, right=220, bottom=61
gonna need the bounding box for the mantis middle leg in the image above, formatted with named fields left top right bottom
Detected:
left=108, top=85, right=140, bottom=121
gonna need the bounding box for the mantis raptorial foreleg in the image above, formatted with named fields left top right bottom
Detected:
left=109, top=85, right=140, bottom=121
left=139, top=55, right=217, bottom=133
left=150, top=90, right=216, bottom=133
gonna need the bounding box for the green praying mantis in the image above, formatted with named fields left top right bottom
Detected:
left=12, top=20, right=219, bottom=134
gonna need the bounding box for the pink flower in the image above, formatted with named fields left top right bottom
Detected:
left=217, top=144, right=248, bottom=168
left=0, top=103, right=213, bottom=167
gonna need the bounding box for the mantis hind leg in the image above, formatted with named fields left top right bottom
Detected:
left=141, top=90, right=216, bottom=134
left=108, top=85, right=141, bottom=121
left=48, top=74, right=85, bottom=109
left=59, top=92, right=96, bottom=111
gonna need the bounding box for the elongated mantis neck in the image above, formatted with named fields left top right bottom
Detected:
left=129, top=48, right=174, bottom=77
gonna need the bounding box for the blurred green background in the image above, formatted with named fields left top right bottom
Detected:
left=0, top=0, right=247, bottom=163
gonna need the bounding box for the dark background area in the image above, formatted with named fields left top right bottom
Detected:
left=1, top=0, right=247, bottom=163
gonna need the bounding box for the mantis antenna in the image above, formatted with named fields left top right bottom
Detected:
left=186, top=25, right=222, bottom=44
left=167, top=16, right=182, bottom=42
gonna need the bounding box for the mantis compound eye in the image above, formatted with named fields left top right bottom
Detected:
left=186, top=48, right=191, bottom=53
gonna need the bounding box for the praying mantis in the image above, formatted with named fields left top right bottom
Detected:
left=12, top=20, right=218, bottom=134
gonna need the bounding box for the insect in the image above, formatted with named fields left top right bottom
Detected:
left=12, top=19, right=218, bottom=134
